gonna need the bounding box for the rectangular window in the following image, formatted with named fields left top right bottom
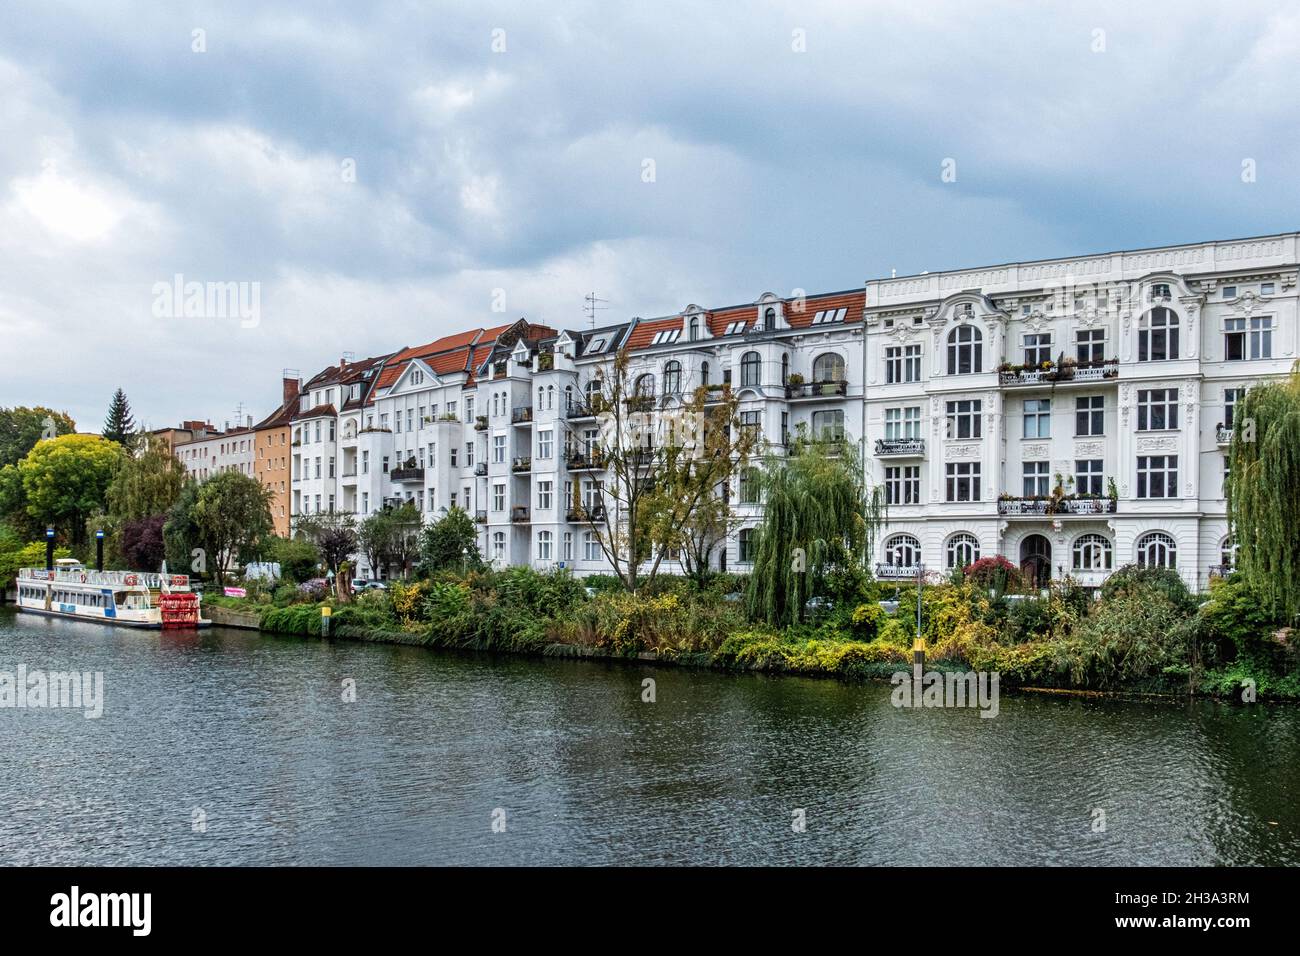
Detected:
left=466, top=443, right=474, bottom=466
left=538, top=480, right=553, bottom=510
left=811, top=409, right=843, bottom=442
left=884, top=345, right=921, bottom=384
left=1023, top=398, right=1051, bottom=439
left=884, top=465, right=920, bottom=505
left=493, top=435, right=506, bottom=463
left=945, top=462, right=980, bottom=502
left=945, top=399, right=982, bottom=440
left=1023, top=460, right=1049, bottom=497
left=1075, top=396, right=1104, bottom=436
left=1224, top=387, right=1245, bottom=428
left=884, top=406, right=921, bottom=440
left=1137, top=455, right=1178, bottom=498
left=450, top=447, right=458, bottom=467
left=1075, top=328, right=1105, bottom=364
left=1137, top=388, right=1178, bottom=431
left=562, top=532, right=573, bottom=562
left=1075, top=459, right=1104, bottom=497
left=583, top=532, right=601, bottom=561
left=1226, top=316, right=1273, bottom=360
left=740, top=410, right=762, bottom=440
left=538, top=429, right=554, bottom=459
left=1023, top=333, right=1052, bottom=368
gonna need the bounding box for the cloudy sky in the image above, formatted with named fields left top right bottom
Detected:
left=1, top=1, right=1298, bottom=431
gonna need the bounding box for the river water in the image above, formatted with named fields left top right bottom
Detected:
left=0, top=608, right=1296, bottom=865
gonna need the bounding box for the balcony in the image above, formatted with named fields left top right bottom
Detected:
left=511, top=456, right=532, bottom=473
left=475, top=510, right=488, bottom=524
left=701, top=385, right=732, bottom=405
left=1207, top=564, right=1234, bottom=579
left=567, top=401, right=603, bottom=420
left=786, top=380, right=848, bottom=400
left=997, top=496, right=1116, bottom=516
left=474, top=462, right=488, bottom=477
left=565, top=449, right=607, bottom=470
left=998, top=358, right=1118, bottom=387
left=511, top=406, right=534, bottom=425
left=474, top=415, right=488, bottom=431
left=875, top=563, right=922, bottom=580
left=1216, top=424, right=1233, bottom=446
left=566, top=503, right=606, bottom=522
left=624, top=395, right=656, bottom=413
left=390, top=466, right=425, bottom=482
left=510, top=506, right=530, bottom=523
left=874, top=437, right=925, bottom=457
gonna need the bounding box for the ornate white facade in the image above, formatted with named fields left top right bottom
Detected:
left=864, top=232, right=1300, bottom=590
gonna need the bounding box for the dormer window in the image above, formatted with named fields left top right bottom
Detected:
left=651, top=329, right=682, bottom=345
left=812, top=307, right=847, bottom=324
left=723, top=321, right=747, bottom=335
left=688, top=317, right=699, bottom=341
left=1149, top=283, right=1171, bottom=302
left=957, top=303, right=974, bottom=320
left=763, top=307, right=777, bottom=330
left=411, top=370, right=423, bottom=386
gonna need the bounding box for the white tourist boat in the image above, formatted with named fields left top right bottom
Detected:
left=14, top=559, right=210, bottom=629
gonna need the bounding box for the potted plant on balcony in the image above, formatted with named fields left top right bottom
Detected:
left=537, top=352, right=554, bottom=371
left=787, top=372, right=804, bottom=386
left=1107, top=477, right=1119, bottom=509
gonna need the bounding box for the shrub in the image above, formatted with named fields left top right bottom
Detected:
left=964, top=555, right=1025, bottom=595
left=1049, top=586, right=1195, bottom=688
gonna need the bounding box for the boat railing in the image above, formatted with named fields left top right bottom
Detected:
left=18, top=568, right=189, bottom=589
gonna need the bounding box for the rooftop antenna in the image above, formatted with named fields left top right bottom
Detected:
left=342, top=350, right=355, bottom=364
left=232, top=401, right=246, bottom=427
left=583, top=292, right=609, bottom=330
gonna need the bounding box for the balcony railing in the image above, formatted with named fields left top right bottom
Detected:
left=874, top=437, right=925, bottom=457
left=511, top=406, right=533, bottom=424
left=701, top=385, right=732, bottom=405
left=875, top=563, right=922, bottom=580
left=1207, top=564, right=1233, bottom=579
left=998, top=496, right=1116, bottom=516
left=474, top=462, right=488, bottom=477
left=998, top=359, right=1118, bottom=387
left=566, top=504, right=606, bottom=522
left=475, top=510, right=488, bottom=524
left=511, top=456, right=532, bottom=473
left=341, top=468, right=357, bottom=477
left=1216, top=424, right=1233, bottom=445
left=624, top=395, right=656, bottom=413
left=566, top=401, right=603, bottom=419
left=510, top=506, right=530, bottom=523
left=785, top=380, right=848, bottom=399
left=565, top=449, right=607, bottom=470
left=474, top=415, right=488, bottom=431
left=390, top=466, right=425, bottom=482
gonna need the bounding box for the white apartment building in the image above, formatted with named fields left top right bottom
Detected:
left=863, top=231, right=1300, bottom=592
left=174, top=419, right=256, bottom=481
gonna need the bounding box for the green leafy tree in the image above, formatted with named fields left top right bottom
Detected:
left=17, top=434, right=124, bottom=546
left=418, top=505, right=481, bottom=575
left=163, top=481, right=202, bottom=573
left=1226, top=366, right=1300, bottom=620
left=173, top=471, right=274, bottom=584
left=0, top=406, right=76, bottom=468
left=266, top=536, right=320, bottom=584
left=102, top=388, right=136, bottom=446
left=105, top=433, right=187, bottom=522
left=388, top=502, right=423, bottom=579
left=746, top=433, right=884, bottom=627
left=358, top=509, right=396, bottom=579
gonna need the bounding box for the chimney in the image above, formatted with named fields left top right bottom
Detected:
left=283, top=377, right=300, bottom=404
left=247, top=415, right=253, bottom=429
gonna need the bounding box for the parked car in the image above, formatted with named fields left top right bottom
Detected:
left=363, top=581, right=388, bottom=591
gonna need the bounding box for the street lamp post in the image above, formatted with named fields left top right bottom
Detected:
left=914, top=562, right=926, bottom=671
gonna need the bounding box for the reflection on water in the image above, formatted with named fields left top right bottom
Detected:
left=0, top=608, right=1296, bottom=865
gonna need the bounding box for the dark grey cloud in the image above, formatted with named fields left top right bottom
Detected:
left=0, top=0, right=1297, bottom=429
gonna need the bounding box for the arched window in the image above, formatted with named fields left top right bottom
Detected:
left=688, top=316, right=699, bottom=341
left=1138, top=307, right=1179, bottom=361
left=633, top=373, right=655, bottom=397
left=812, top=352, right=845, bottom=383
left=740, top=351, right=762, bottom=387
left=537, top=387, right=544, bottom=408
left=585, top=379, right=602, bottom=409
left=537, top=530, right=553, bottom=561
left=946, top=533, right=980, bottom=570
left=663, top=360, right=682, bottom=394
left=764, top=307, right=777, bottom=330
left=1220, top=535, right=1238, bottom=569
left=546, top=385, right=554, bottom=410
left=1072, top=533, right=1113, bottom=571
left=564, top=385, right=573, bottom=411
left=947, top=325, right=983, bottom=374
left=700, top=361, right=710, bottom=386
left=884, top=534, right=921, bottom=568
left=1136, top=531, right=1177, bottom=568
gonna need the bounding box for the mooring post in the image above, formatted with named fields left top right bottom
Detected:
left=320, top=605, right=331, bottom=637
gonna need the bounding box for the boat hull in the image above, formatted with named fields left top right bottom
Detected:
left=14, top=605, right=211, bottom=629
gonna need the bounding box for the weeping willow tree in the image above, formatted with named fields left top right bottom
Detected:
left=745, top=432, right=884, bottom=626
left=1225, top=364, right=1300, bottom=620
